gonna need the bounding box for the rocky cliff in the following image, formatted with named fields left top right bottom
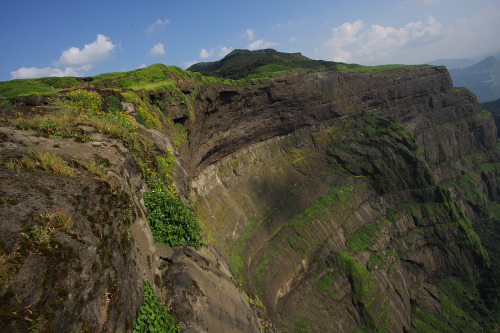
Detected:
left=0, top=54, right=499, bottom=332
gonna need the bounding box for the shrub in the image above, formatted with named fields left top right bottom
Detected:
left=143, top=186, right=202, bottom=248
left=133, top=281, right=179, bottom=333
left=67, top=89, right=103, bottom=113
left=107, top=96, right=122, bottom=113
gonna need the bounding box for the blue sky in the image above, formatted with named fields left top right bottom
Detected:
left=1, top=0, right=499, bottom=81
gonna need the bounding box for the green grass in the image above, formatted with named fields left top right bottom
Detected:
left=246, top=64, right=298, bottom=79
left=332, top=251, right=375, bottom=304
left=346, top=222, right=383, bottom=252
left=412, top=289, right=482, bottom=333
left=0, top=64, right=193, bottom=100
left=314, top=272, right=339, bottom=299
left=143, top=174, right=202, bottom=249
left=335, top=63, right=432, bottom=76
left=91, top=63, right=188, bottom=91
left=0, top=76, right=79, bottom=99
left=229, top=218, right=263, bottom=284
left=288, top=184, right=355, bottom=234
left=405, top=196, right=489, bottom=266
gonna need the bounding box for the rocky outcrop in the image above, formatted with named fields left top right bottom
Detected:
left=162, top=245, right=262, bottom=333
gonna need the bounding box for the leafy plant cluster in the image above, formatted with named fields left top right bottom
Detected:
left=133, top=281, right=179, bottom=333
left=132, top=145, right=202, bottom=249
left=143, top=183, right=202, bottom=248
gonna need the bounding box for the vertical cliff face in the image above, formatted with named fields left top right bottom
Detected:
left=180, top=67, right=498, bottom=331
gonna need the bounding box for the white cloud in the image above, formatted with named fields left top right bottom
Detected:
left=10, top=66, right=80, bottom=79
left=149, top=42, right=165, bottom=56
left=246, top=28, right=255, bottom=40
left=11, top=34, right=116, bottom=79
left=319, top=16, right=443, bottom=64
left=182, top=60, right=199, bottom=69
left=199, top=48, right=214, bottom=59
left=54, top=34, right=115, bottom=68
left=218, top=46, right=233, bottom=57
left=247, top=39, right=278, bottom=51
left=147, top=18, right=170, bottom=36
left=289, top=36, right=298, bottom=43
left=138, top=64, right=147, bottom=69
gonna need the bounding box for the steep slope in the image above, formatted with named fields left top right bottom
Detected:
left=0, top=51, right=499, bottom=332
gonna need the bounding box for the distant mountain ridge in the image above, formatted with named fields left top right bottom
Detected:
left=428, top=58, right=480, bottom=69
left=187, top=49, right=340, bottom=79
left=432, top=55, right=500, bottom=102
left=187, top=48, right=433, bottom=80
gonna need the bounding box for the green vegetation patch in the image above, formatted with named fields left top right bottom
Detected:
left=478, top=162, right=500, bottom=174
left=229, top=218, right=263, bottom=285
left=293, top=316, right=316, bottom=333
left=121, top=91, right=162, bottom=129
left=335, top=63, right=431, bottom=76
left=91, top=63, right=188, bottom=91
left=288, top=184, right=356, bottom=234
left=412, top=290, right=481, bottom=333
left=0, top=76, right=79, bottom=99
left=331, top=250, right=390, bottom=331
left=314, top=272, right=339, bottom=299
left=346, top=221, right=386, bottom=252
left=404, top=196, right=490, bottom=266
left=133, top=281, right=179, bottom=332
left=143, top=173, right=202, bottom=249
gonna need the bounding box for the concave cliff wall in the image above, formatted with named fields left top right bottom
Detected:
left=170, top=67, right=498, bottom=331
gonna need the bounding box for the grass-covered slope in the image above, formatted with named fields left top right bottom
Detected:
left=0, top=64, right=196, bottom=99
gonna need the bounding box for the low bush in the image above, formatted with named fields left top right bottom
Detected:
left=133, top=281, right=179, bottom=333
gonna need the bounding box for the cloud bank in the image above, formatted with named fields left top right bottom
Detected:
left=319, top=16, right=442, bottom=64
left=11, top=34, right=115, bottom=79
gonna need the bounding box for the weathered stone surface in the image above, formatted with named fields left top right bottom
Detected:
left=162, top=246, right=262, bottom=332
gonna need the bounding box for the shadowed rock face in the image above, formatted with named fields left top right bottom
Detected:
left=179, top=67, right=498, bottom=331
left=179, top=67, right=454, bottom=175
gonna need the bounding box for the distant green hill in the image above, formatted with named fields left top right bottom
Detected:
left=187, top=49, right=430, bottom=80
left=187, top=49, right=337, bottom=79
left=449, top=56, right=500, bottom=102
